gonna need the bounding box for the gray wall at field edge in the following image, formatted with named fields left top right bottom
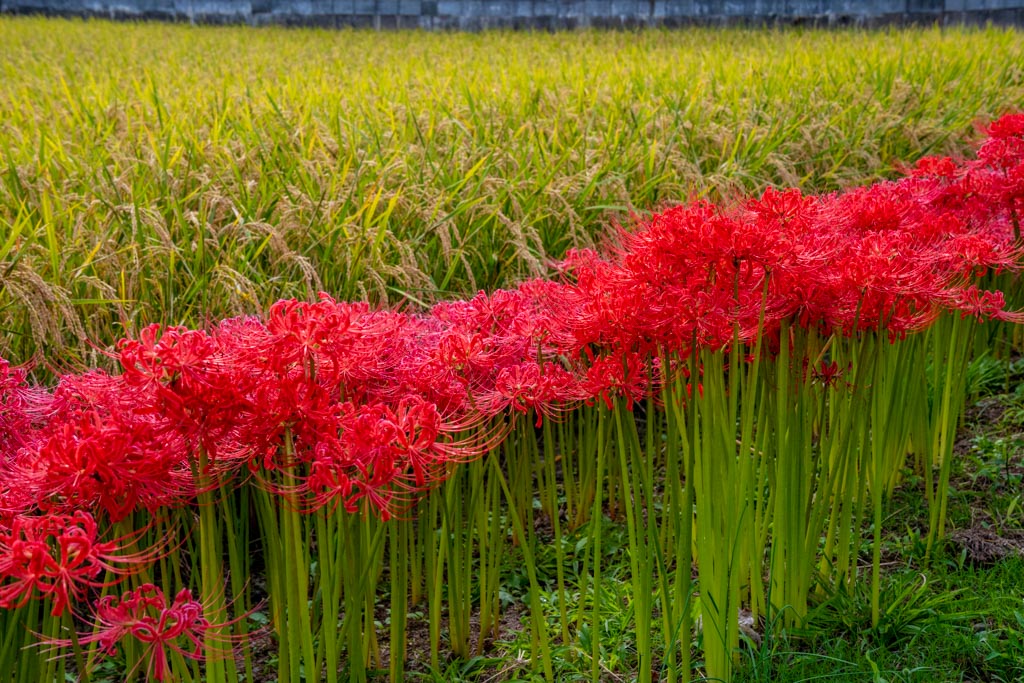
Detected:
left=3, top=0, right=1024, bottom=28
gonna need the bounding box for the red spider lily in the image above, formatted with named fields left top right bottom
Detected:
left=265, top=297, right=352, bottom=374
left=946, top=285, right=1024, bottom=323
left=117, top=325, right=220, bottom=399
left=299, top=396, right=506, bottom=518
left=911, top=155, right=960, bottom=179
left=10, top=409, right=187, bottom=521
left=978, top=113, right=1024, bottom=172
left=261, top=295, right=410, bottom=393
left=555, top=248, right=659, bottom=352
left=0, top=358, right=52, bottom=454
left=229, top=369, right=344, bottom=474
left=118, top=324, right=253, bottom=467
left=435, top=331, right=497, bottom=384
left=581, top=349, right=649, bottom=411
left=0, top=511, right=160, bottom=616
left=45, top=584, right=232, bottom=683
left=385, top=397, right=448, bottom=488
left=806, top=358, right=853, bottom=390
left=432, top=289, right=532, bottom=339
left=483, top=361, right=580, bottom=426
left=0, top=359, right=33, bottom=454
left=0, top=485, right=32, bottom=527
left=4, top=111, right=1024, bottom=532
left=292, top=401, right=404, bottom=519
left=392, top=355, right=473, bottom=418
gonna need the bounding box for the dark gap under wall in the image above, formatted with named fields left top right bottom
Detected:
left=2, top=0, right=1024, bottom=30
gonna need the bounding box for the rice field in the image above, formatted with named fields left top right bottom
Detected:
left=1, top=19, right=1023, bottom=370
left=2, top=19, right=1024, bottom=683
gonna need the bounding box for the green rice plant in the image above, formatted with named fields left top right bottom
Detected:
left=2, top=21, right=1024, bottom=372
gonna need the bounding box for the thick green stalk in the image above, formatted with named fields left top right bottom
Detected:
left=589, top=407, right=607, bottom=683
left=389, top=519, right=409, bottom=683
left=222, top=487, right=254, bottom=683
left=693, top=346, right=745, bottom=681
left=192, top=447, right=234, bottom=683
left=613, top=400, right=653, bottom=683
left=426, top=487, right=445, bottom=671
left=925, top=313, right=975, bottom=557
left=279, top=433, right=317, bottom=683
left=491, top=451, right=554, bottom=681
left=315, top=510, right=340, bottom=683
left=66, top=611, right=90, bottom=683
left=338, top=511, right=386, bottom=682
left=541, top=417, right=571, bottom=647
left=253, top=484, right=291, bottom=683
left=663, top=368, right=695, bottom=683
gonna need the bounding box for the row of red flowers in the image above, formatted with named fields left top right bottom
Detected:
left=0, top=113, right=1022, bottom=674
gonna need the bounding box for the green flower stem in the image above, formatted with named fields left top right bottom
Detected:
left=540, top=417, right=571, bottom=647
left=389, top=519, right=409, bottom=683
left=279, top=433, right=317, bottom=683
left=314, top=509, right=340, bottom=683
left=66, top=610, right=90, bottom=683
left=191, top=447, right=234, bottom=683
left=925, top=313, right=975, bottom=557
left=613, top=400, right=651, bottom=682
left=253, top=483, right=291, bottom=683
left=222, top=486, right=254, bottom=683
left=663, top=367, right=695, bottom=683
left=491, top=450, right=554, bottom=682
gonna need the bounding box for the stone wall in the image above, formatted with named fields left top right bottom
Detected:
left=2, top=0, right=1023, bottom=29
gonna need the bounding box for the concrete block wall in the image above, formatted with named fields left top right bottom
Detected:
left=2, top=0, right=1023, bottom=28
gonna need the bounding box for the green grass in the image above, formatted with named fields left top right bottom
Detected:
left=1, top=19, right=1023, bottom=371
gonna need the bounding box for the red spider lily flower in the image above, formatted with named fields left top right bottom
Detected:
left=118, top=325, right=254, bottom=466
left=0, top=511, right=159, bottom=616
left=232, top=370, right=344, bottom=474
left=261, top=294, right=408, bottom=390
left=304, top=455, right=356, bottom=514
left=11, top=409, right=187, bottom=521
left=265, top=297, right=349, bottom=374
left=806, top=359, right=853, bottom=390
left=0, top=358, right=52, bottom=454
left=977, top=113, right=1024, bottom=171
left=0, top=485, right=32, bottom=527
left=911, top=155, right=960, bottom=179
left=296, top=401, right=402, bottom=519
left=300, top=395, right=505, bottom=518
left=391, top=355, right=472, bottom=418
left=434, top=331, right=501, bottom=387
left=484, top=361, right=580, bottom=426
left=946, top=285, right=1024, bottom=323
left=432, top=289, right=532, bottom=339
left=581, top=350, right=649, bottom=411
left=118, top=325, right=219, bottom=394
left=46, top=584, right=232, bottom=683
left=986, top=113, right=1024, bottom=140
left=386, top=397, right=447, bottom=488
left=387, top=395, right=505, bottom=482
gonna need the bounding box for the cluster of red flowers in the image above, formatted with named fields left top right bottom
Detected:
left=45, top=584, right=214, bottom=682
left=0, top=510, right=153, bottom=616
left=0, top=113, right=1022, bottom=674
